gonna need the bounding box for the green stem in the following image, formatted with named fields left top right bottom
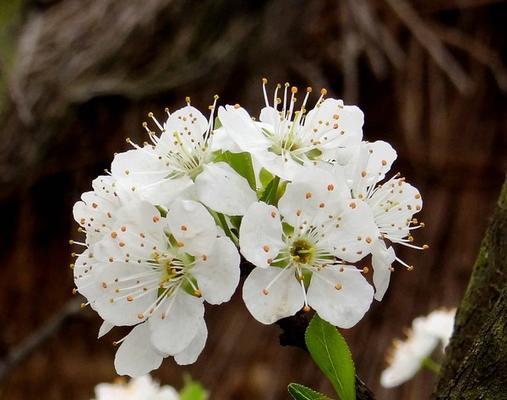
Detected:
left=422, top=357, right=441, bottom=374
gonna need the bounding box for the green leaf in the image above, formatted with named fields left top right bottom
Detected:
left=179, top=375, right=208, bottom=400
left=207, top=209, right=239, bottom=246
left=259, top=176, right=280, bottom=205
left=259, top=167, right=274, bottom=188
left=288, top=383, right=334, bottom=400
left=214, top=151, right=256, bottom=190
left=305, top=315, right=356, bottom=400
left=214, top=116, right=222, bottom=129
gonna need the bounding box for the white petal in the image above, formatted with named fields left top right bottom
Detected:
left=307, top=265, right=374, bottom=328
left=114, top=201, right=166, bottom=240
left=380, top=330, right=439, bottom=388
left=370, top=179, right=422, bottom=241
left=174, top=318, right=208, bottom=365
left=159, top=105, right=208, bottom=152
left=195, top=162, right=257, bottom=216
left=239, top=202, right=285, bottom=268
left=218, top=105, right=270, bottom=152
left=210, top=127, right=241, bottom=152
left=345, top=141, right=397, bottom=198
left=371, top=240, right=396, bottom=301
left=278, top=168, right=347, bottom=227
left=114, top=323, right=164, bottom=377
left=92, top=210, right=163, bottom=266
left=166, top=200, right=217, bottom=255
left=414, top=309, right=456, bottom=347
left=91, top=262, right=159, bottom=326
left=253, top=147, right=303, bottom=181
left=73, top=249, right=104, bottom=301
left=304, top=99, right=363, bottom=151
left=259, top=106, right=278, bottom=125
left=98, top=321, right=114, bottom=338
left=111, top=148, right=166, bottom=188
left=193, top=236, right=240, bottom=305
left=242, top=267, right=304, bottom=324
left=321, top=199, right=378, bottom=262
left=149, top=291, right=204, bottom=355
left=73, top=178, right=125, bottom=245
left=111, top=148, right=193, bottom=207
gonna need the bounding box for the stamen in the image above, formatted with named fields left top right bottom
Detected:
left=148, top=112, right=164, bottom=131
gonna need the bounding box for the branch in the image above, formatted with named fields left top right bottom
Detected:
left=434, top=176, right=507, bottom=398
left=0, top=297, right=82, bottom=383
left=384, top=0, right=473, bottom=93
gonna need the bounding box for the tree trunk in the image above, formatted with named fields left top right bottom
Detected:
left=434, top=176, right=507, bottom=399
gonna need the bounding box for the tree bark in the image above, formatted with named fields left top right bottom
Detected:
left=434, top=176, right=507, bottom=399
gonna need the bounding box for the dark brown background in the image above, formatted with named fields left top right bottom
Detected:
left=0, top=0, right=506, bottom=399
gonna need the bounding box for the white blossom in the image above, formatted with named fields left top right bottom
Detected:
left=75, top=199, right=240, bottom=376
left=240, top=169, right=376, bottom=328
left=218, top=80, right=363, bottom=180
left=72, top=175, right=138, bottom=308
left=92, top=374, right=179, bottom=400
left=380, top=308, right=456, bottom=388
left=71, top=84, right=428, bottom=378
left=339, top=140, right=426, bottom=300
left=73, top=175, right=135, bottom=246
left=111, top=100, right=256, bottom=215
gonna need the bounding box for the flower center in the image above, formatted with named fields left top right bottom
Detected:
left=290, top=238, right=315, bottom=265
left=166, top=144, right=207, bottom=180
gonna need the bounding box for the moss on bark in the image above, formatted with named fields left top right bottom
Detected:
left=434, top=177, right=507, bottom=399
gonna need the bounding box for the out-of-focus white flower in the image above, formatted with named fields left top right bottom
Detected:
left=93, top=375, right=179, bottom=400
left=218, top=80, right=364, bottom=180
left=339, top=140, right=426, bottom=300
left=75, top=199, right=240, bottom=376
left=111, top=100, right=256, bottom=215
left=240, top=169, right=376, bottom=328
left=380, top=308, right=456, bottom=388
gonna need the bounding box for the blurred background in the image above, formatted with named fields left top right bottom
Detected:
left=0, top=0, right=506, bottom=399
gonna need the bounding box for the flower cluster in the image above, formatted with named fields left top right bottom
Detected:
left=72, top=79, right=426, bottom=377
left=381, top=308, right=455, bottom=388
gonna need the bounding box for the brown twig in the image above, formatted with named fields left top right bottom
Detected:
left=0, top=297, right=82, bottom=383
left=385, top=0, right=473, bottom=94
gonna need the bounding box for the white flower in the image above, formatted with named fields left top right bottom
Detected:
left=340, top=140, right=426, bottom=300
left=76, top=199, right=240, bottom=376
left=93, top=374, right=179, bottom=400
left=380, top=308, right=456, bottom=388
left=240, top=169, right=376, bottom=328
left=218, top=80, right=364, bottom=180
left=111, top=100, right=256, bottom=215
left=72, top=175, right=139, bottom=308
left=73, top=175, right=134, bottom=246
